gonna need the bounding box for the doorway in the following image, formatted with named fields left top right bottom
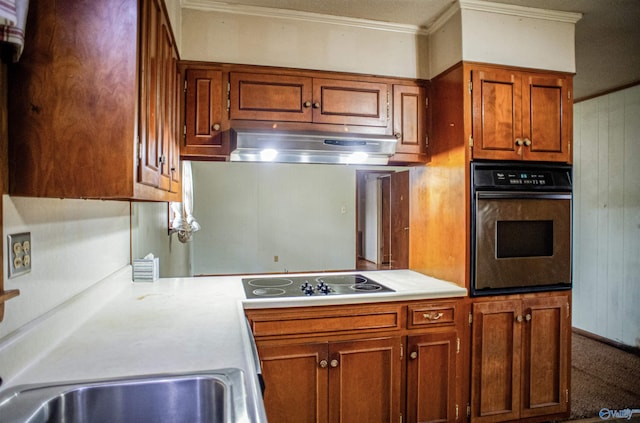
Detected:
left=356, top=170, right=409, bottom=270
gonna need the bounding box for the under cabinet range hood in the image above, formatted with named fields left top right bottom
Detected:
left=230, top=128, right=397, bottom=165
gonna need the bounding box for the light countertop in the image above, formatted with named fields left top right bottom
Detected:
left=0, top=268, right=465, bottom=421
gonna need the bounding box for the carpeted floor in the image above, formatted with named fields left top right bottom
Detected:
left=570, top=331, right=640, bottom=421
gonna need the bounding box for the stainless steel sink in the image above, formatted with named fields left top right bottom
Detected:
left=0, top=368, right=259, bottom=423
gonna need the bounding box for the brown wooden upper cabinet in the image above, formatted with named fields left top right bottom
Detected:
left=8, top=0, right=180, bottom=201
left=470, top=66, right=572, bottom=162
left=229, top=72, right=390, bottom=127
left=181, top=67, right=230, bottom=159
left=139, top=0, right=181, bottom=194
left=392, top=83, right=429, bottom=161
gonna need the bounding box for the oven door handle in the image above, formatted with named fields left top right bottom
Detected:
left=476, top=191, right=572, bottom=200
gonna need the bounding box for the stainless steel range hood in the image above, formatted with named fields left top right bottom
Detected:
left=230, top=128, right=397, bottom=165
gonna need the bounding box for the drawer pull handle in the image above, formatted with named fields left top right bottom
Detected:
left=423, top=312, right=443, bottom=320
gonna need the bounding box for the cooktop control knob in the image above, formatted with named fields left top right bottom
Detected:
left=300, top=282, right=315, bottom=295
left=317, top=282, right=332, bottom=295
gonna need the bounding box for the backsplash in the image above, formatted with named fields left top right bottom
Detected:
left=1, top=195, right=130, bottom=340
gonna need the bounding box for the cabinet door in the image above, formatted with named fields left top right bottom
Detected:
left=522, top=74, right=572, bottom=162
left=258, top=342, right=329, bottom=423
left=393, top=84, right=427, bottom=155
left=328, top=337, right=402, bottom=423
left=407, top=331, right=457, bottom=423
left=158, top=17, right=177, bottom=192
left=139, top=0, right=163, bottom=188
left=471, top=68, right=522, bottom=161
left=183, top=68, right=228, bottom=158
left=229, top=72, right=313, bottom=122
left=471, top=300, right=522, bottom=423
left=312, top=79, right=389, bottom=127
left=520, top=295, right=570, bottom=419
left=139, top=0, right=178, bottom=192
left=169, top=61, right=181, bottom=192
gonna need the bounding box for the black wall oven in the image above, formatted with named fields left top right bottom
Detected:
left=471, top=162, right=572, bottom=296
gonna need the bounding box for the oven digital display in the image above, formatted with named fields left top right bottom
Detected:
left=493, top=171, right=553, bottom=186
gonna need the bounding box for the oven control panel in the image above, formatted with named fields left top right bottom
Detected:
left=493, top=170, right=553, bottom=186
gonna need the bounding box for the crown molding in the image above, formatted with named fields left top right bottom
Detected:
left=181, top=0, right=430, bottom=35
left=459, top=0, right=582, bottom=23
left=426, top=2, right=462, bottom=35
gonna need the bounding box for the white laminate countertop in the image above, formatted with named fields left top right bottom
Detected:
left=241, top=269, right=467, bottom=308
left=0, top=268, right=465, bottom=421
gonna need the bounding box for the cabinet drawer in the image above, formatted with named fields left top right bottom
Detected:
left=408, top=303, right=456, bottom=328
left=247, top=304, right=403, bottom=338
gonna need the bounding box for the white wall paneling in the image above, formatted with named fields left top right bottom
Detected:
left=573, top=85, right=640, bottom=348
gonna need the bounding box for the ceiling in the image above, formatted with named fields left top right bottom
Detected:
left=192, top=0, right=640, bottom=100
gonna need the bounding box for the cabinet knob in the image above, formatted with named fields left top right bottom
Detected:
left=523, top=138, right=532, bottom=147
left=319, top=359, right=328, bottom=368
left=515, top=138, right=524, bottom=146
left=303, top=101, right=312, bottom=108
left=330, top=359, right=339, bottom=368
left=212, top=123, right=221, bottom=131
left=313, top=102, right=321, bottom=109
left=525, top=313, right=532, bottom=321
left=410, top=351, right=418, bottom=360
left=394, top=132, right=402, bottom=140
left=516, top=315, right=524, bottom=323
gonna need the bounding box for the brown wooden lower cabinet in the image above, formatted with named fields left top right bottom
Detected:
left=470, top=293, right=571, bottom=423
left=257, top=336, right=402, bottom=423
left=406, top=330, right=458, bottom=423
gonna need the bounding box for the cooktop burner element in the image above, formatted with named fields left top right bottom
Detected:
left=242, top=274, right=394, bottom=299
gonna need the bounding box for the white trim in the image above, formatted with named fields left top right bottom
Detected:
left=459, top=0, right=582, bottom=23
left=181, top=0, right=581, bottom=37
left=427, top=1, right=462, bottom=35
left=181, top=0, right=430, bottom=35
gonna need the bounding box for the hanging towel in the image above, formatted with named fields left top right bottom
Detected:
left=0, top=0, right=28, bottom=62
left=0, top=1, right=17, bottom=26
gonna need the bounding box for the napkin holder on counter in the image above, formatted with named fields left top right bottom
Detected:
left=133, top=254, right=159, bottom=282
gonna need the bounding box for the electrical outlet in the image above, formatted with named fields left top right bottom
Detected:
left=8, top=232, right=31, bottom=279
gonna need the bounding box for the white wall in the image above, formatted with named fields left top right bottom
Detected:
left=1, top=196, right=130, bottom=339
left=180, top=7, right=429, bottom=79
left=191, top=162, right=356, bottom=275
left=573, top=84, right=640, bottom=348
left=131, top=202, right=191, bottom=277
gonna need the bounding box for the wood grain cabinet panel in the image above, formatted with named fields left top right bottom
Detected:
left=256, top=336, right=401, bottom=423
left=229, top=72, right=389, bottom=127
left=139, top=0, right=180, bottom=193
left=248, top=303, right=402, bottom=337
left=408, top=302, right=456, bottom=328
left=312, top=78, right=389, bottom=127
left=258, top=342, right=328, bottom=423
left=471, top=294, right=570, bottom=423
left=406, top=331, right=458, bottom=423
left=182, top=67, right=230, bottom=159
left=392, top=83, right=428, bottom=162
left=247, top=300, right=467, bottom=423
left=328, top=337, right=402, bottom=423
left=8, top=0, right=180, bottom=200
left=230, top=72, right=313, bottom=122
left=470, top=65, right=572, bottom=163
